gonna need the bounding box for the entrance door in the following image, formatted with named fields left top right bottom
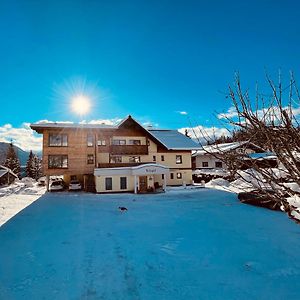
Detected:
left=139, top=176, right=148, bottom=193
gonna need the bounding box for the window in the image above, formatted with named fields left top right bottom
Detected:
left=176, top=155, right=182, bottom=164
left=120, top=177, right=127, bottom=189
left=110, top=156, right=122, bottom=163
left=87, top=134, right=94, bottom=147
left=70, top=175, right=77, bottom=180
left=170, top=173, right=174, bottom=179
left=105, top=177, right=112, bottom=190
left=87, top=154, right=94, bottom=164
left=162, top=174, right=164, bottom=180
left=48, top=155, right=68, bottom=169
left=153, top=155, right=156, bottom=162
left=112, top=139, right=126, bottom=145
left=128, top=139, right=141, bottom=145
left=215, top=161, right=223, bottom=168
left=161, top=155, right=165, bottom=161
left=49, top=134, right=68, bottom=147
left=129, top=156, right=140, bottom=163
left=177, top=172, right=182, bottom=179
left=97, top=139, right=106, bottom=146
left=202, top=162, right=209, bottom=167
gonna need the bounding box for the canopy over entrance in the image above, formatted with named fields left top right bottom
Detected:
left=94, top=163, right=170, bottom=193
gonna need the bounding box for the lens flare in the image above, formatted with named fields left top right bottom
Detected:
left=71, top=95, right=91, bottom=115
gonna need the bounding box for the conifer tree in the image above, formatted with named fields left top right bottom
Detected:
left=31, top=155, right=42, bottom=180
left=4, top=142, right=21, bottom=177
left=25, top=150, right=34, bottom=178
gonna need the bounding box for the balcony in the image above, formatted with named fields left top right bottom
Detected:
left=108, top=145, right=148, bottom=155
left=97, top=162, right=149, bottom=168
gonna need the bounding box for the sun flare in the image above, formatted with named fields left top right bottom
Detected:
left=71, top=95, right=91, bottom=115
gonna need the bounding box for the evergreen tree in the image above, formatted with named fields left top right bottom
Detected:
left=31, top=155, right=42, bottom=180
left=4, top=142, right=21, bottom=177
left=26, top=151, right=42, bottom=180
left=25, top=150, right=34, bottom=178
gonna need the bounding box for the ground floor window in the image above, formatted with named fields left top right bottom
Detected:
left=177, top=172, right=182, bottom=179
left=48, top=155, right=68, bottom=169
left=202, top=162, right=209, bottom=167
left=215, top=161, right=223, bottom=168
left=110, top=155, right=122, bottom=163
left=105, top=177, right=112, bottom=190
left=162, top=174, right=164, bottom=179
left=87, top=154, right=94, bottom=164
left=70, top=175, right=77, bottom=180
left=170, top=173, right=174, bottom=179
left=120, top=177, right=127, bottom=189
left=129, top=156, right=140, bottom=163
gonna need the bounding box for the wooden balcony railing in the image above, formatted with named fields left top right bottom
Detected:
left=97, top=162, right=150, bottom=168
left=109, top=145, right=148, bottom=155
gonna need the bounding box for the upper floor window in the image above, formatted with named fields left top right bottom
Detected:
left=202, top=162, right=209, bottom=167
left=112, top=139, right=126, bottom=145
left=110, top=156, right=122, bottom=163
left=87, top=154, right=94, bottom=164
left=161, top=155, right=165, bottom=161
left=215, top=161, right=223, bottom=168
left=87, top=134, right=94, bottom=147
left=129, top=156, right=140, bottom=163
left=49, top=134, right=68, bottom=147
left=48, top=155, right=68, bottom=169
left=177, top=172, right=182, bottom=179
left=128, top=139, right=141, bottom=145
left=176, top=155, right=182, bottom=164
left=97, top=139, right=106, bottom=146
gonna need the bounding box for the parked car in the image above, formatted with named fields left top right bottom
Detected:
left=69, top=180, right=82, bottom=191
left=238, top=189, right=282, bottom=210
left=38, top=176, right=46, bottom=186
left=50, top=180, right=64, bottom=192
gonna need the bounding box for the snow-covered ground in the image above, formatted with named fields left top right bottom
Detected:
left=205, top=169, right=300, bottom=222
left=0, top=190, right=300, bottom=299
left=0, top=179, right=45, bottom=226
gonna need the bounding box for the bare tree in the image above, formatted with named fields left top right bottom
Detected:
left=212, top=72, right=300, bottom=215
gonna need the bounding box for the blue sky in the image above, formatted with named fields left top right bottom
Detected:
left=0, top=0, right=299, bottom=150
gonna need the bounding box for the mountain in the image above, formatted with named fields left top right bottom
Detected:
left=0, top=142, right=32, bottom=166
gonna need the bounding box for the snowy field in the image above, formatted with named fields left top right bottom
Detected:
left=1, top=189, right=300, bottom=299
left=0, top=180, right=45, bottom=227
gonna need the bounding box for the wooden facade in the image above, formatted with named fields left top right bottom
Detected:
left=31, top=116, right=196, bottom=192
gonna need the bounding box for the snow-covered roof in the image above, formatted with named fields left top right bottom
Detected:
left=193, top=141, right=262, bottom=156
left=0, top=165, right=18, bottom=178
left=30, top=122, right=116, bottom=130
left=245, top=152, right=277, bottom=160
left=148, top=129, right=201, bottom=150
left=31, top=116, right=200, bottom=151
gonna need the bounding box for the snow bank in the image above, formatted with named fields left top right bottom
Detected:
left=0, top=181, right=45, bottom=227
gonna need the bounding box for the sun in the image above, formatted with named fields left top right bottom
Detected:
left=71, top=95, right=91, bottom=115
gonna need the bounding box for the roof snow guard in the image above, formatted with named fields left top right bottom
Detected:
left=30, top=115, right=201, bottom=151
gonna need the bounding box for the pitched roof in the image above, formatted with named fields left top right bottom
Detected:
left=31, top=115, right=201, bottom=151
left=193, top=141, right=263, bottom=156
left=148, top=129, right=200, bottom=150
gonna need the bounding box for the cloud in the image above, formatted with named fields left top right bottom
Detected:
left=178, top=125, right=230, bottom=145
left=0, top=123, right=42, bottom=151
left=217, top=106, right=239, bottom=119
left=218, top=105, right=300, bottom=120
left=79, top=118, right=122, bottom=125
left=177, top=111, right=188, bottom=115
